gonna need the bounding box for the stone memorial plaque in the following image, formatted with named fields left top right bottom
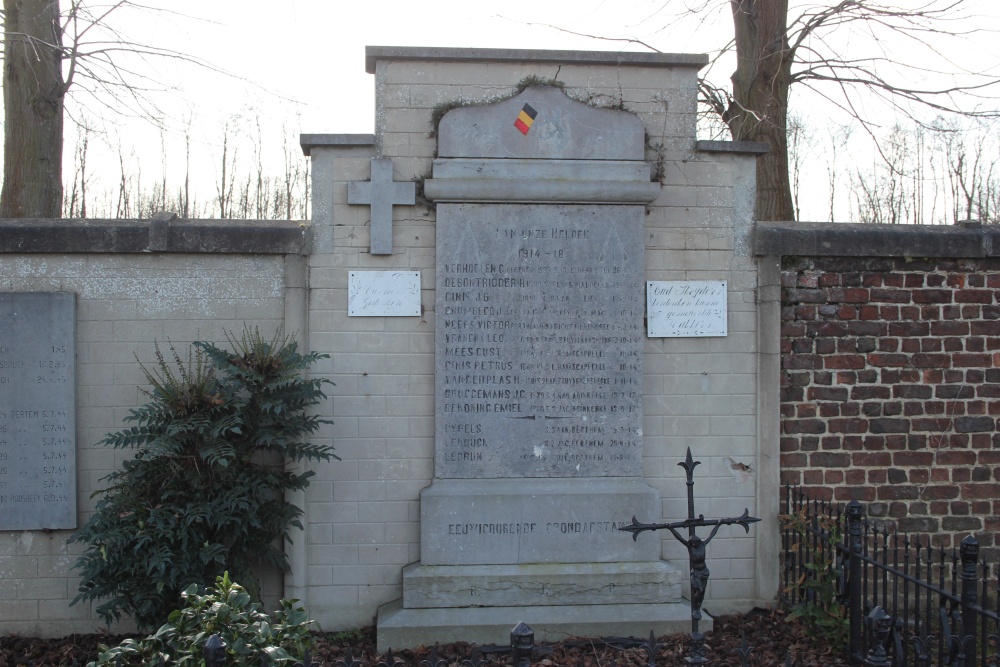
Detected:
left=435, top=204, right=644, bottom=479
left=348, top=271, right=421, bottom=316
left=646, top=280, right=728, bottom=337
left=0, top=292, right=76, bottom=530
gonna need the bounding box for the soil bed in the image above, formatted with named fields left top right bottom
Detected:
left=0, top=608, right=847, bottom=666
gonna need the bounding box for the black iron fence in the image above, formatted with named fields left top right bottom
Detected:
left=783, top=485, right=1000, bottom=666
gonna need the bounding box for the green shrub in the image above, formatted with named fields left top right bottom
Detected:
left=782, top=507, right=849, bottom=646
left=71, top=327, right=336, bottom=630
left=88, top=572, right=314, bottom=667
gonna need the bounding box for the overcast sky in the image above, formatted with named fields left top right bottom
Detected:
left=97, top=0, right=730, bottom=133
left=61, top=0, right=1000, bottom=220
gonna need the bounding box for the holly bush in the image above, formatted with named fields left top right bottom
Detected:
left=87, top=572, right=315, bottom=667
left=71, top=327, right=335, bottom=630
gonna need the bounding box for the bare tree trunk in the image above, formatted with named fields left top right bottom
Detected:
left=726, top=0, right=794, bottom=221
left=1, top=0, right=66, bottom=217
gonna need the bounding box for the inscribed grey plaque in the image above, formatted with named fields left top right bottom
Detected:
left=0, top=292, right=76, bottom=530
left=349, top=271, right=421, bottom=316
left=435, top=204, right=644, bottom=479
left=646, top=280, right=728, bottom=337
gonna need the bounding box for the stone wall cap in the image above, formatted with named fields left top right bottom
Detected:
left=0, top=217, right=307, bottom=254
left=300, top=133, right=376, bottom=156
left=755, top=220, right=1000, bottom=258
left=696, top=140, right=770, bottom=155
left=365, top=46, right=709, bottom=74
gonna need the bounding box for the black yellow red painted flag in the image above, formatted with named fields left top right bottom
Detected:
left=514, top=103, right=538, bottom=135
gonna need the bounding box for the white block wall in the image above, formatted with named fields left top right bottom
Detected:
left=0, top=48, right=782, bottom=638
left=0, top=253, right=290, bottom=635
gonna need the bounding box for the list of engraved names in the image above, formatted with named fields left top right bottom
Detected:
left=435, top=205, right=644, bottom=479
left=0, top=293, right=76, bottom=530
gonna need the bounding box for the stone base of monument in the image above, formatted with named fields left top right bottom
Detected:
left=401, top=561, right=681, bottom=607
left=376, top=598, right=706, bottom=652
left=418, top=478, right=665, bottom=565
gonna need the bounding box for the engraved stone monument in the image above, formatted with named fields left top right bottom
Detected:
left=377, top=87, right=687, bottom=648
left=0, top=292, right=76, bottom=530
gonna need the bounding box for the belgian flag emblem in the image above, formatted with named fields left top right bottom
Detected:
left=514, top=103, right=538, bottom=135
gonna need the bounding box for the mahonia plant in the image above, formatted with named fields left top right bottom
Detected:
left=71, top=327, right=335, bottom=630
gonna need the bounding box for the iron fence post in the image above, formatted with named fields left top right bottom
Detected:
left=960, top=534, right=979, bottom=667
left=847, top=500, right=864, bottom=666
left=511, top=621, right=534, bottom=667
left=862, top=606, right=892, bottom=667
left=204, top=634, right=227, bottom=667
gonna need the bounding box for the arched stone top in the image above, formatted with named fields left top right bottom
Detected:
left=437, top=87, right=646, bottom=161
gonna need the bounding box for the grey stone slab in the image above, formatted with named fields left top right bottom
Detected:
left=418, top=478, right=660, bottom=565
left=425, top=157, right=661, bottom=204
left=402, top=561, right=682, bottom=608
left=434, top=204, right=645, bottom=479
left=753, top=220, right=998, bottom=258
left=347, top=158, right=417, bottom=255
left=376, top=598, right=706, bottom=652
left=0, top=219, right=306, bottom=254
left=696, top=140, right=770, bottom=155
left=365, top=45, right=710, bottom=75
left=423, top=179, right=661, bottom=204
left=437, top=87, right=646, bottom=161
left=0, top=292, right=76, bottom=530
left=430, top=159, right=653, bottom=183
left=299, top=133, right=375, bottom=156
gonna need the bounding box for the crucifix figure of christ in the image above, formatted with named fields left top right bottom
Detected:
left=620, top=447, right=760, bottom=665
left=347, top=158, right=416, bottom=255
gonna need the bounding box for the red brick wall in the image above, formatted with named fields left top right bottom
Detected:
left=780, top=256, right=1000, bottom=554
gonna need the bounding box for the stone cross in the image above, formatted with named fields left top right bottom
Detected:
left=347, top=158, right=416, bottom=255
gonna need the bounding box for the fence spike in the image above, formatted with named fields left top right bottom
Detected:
left=728, top=632, right=753, bottom=667
left=642, top=630, right=661, bottom=667
left=460, top=648, right=487, bottom=667
left=294, top=649, right=318, bottom=667
left=378, top=648, right=400, bottom=667
left=908, top=633, right=933, bottom=667
left=335, top=647, right=362, bottom=667
left=419, top=645, right=448, bottom=667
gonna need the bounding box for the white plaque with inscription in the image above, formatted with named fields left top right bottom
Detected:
left=348, top=271, right=421, bottom=317
left=646, top=280, right=728, bottom=337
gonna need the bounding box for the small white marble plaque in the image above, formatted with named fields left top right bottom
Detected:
left=646, top=280, right=727, bottom=337
left=349, top=271, right=421, bottom=316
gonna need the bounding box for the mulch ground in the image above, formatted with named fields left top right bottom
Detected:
left=0, top=607, right=848, bottom=666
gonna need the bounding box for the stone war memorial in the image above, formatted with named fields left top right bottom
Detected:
left=303, top=48, right=779, bottom=649
left=0, top=47, right=781, bottom=644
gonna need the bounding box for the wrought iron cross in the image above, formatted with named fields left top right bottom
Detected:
left=347, top=158, right=416, bottom=255
left=620, top=447, right=760, bottom=664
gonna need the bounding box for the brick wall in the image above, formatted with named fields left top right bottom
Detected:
left=779, top=255, right=1000, bottom=555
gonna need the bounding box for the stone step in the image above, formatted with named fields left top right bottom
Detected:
left=401, top=560, right=682, bottom=608
left=376, top=598, right=706, bottom=653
